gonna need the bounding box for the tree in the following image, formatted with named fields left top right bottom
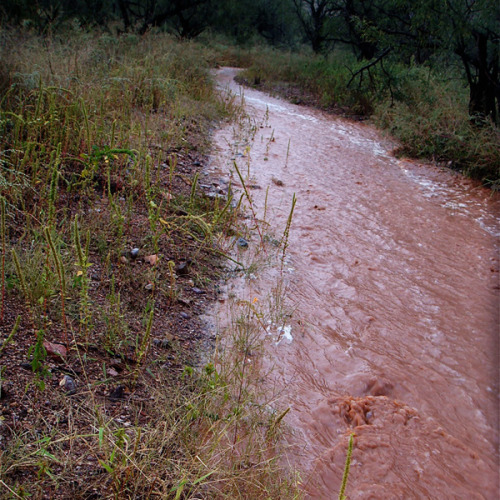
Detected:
left=292, top=0, right=337, bottom=53
left=112, top=0, right=214, bottom=37
left=372, top=0, right=499, bottom=123
left=445, top=0, right=499, bottom=123
left=320, top=0, right=499, bottom=123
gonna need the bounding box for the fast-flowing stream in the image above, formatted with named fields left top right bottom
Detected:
left=207, top=67, right=499, bottom=499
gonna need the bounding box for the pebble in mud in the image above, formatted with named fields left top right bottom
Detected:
left=59, top=375, right=76, bottom=395
left=153, top=338, right=172, bottom=349
left=237, top=237, right=249, bottom=248
left=130, top=248, right=140, bottom=260
left=109, top=385, right=127, bottom=400
left=176, top=261, right=190, bottom=275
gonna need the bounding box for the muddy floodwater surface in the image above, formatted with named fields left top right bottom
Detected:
left=207, top=68, right=499, bottom=498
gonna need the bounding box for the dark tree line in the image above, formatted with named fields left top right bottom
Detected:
left=293, top=0, right=499, bottom=123
left=0, top=0, right=297, bottom=44
left=1, top=0, right=498, bottom=122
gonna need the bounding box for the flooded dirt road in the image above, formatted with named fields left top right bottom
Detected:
left=208, top=68, right=499, bottom=498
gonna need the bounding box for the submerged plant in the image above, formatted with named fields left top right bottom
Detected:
left=339, top=433, right=355, bottom=500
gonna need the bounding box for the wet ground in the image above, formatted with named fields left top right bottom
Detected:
left=208, top=68, right=499, bottom=499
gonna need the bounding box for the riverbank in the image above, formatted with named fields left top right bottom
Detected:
left=0, top=32, right=299, bottom=498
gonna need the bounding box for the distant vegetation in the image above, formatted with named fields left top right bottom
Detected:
left=1, top=0, right=498, bottom=186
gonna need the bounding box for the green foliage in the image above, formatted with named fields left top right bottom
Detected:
left=0, top=315, right=20, bottom=355
left=0, top=26, right=300, bottom=500
left=28, top=329, right=49, bottom=386
left=374, top=68, right=500, bottom=186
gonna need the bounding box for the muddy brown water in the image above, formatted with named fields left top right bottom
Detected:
left=207, top=68, right=499, bottom=499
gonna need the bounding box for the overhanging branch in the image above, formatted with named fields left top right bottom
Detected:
left=347, top=48, right=392, bottom=88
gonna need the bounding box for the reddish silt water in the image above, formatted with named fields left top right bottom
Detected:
left=208, top=68, right=499, bottom=499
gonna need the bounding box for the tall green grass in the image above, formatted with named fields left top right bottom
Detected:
left=0, top=29, right=232, bottom=328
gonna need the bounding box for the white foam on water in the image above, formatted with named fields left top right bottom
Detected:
left=276, top=325, right=293, bottom=345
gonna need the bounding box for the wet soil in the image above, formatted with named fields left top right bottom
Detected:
left=211, top=68, right=500, bottom=499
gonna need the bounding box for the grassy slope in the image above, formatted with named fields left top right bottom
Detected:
left=0, top=30, right=299, bottom=499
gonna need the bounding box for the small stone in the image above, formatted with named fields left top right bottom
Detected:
left=191, top=287, right=206, bottom=295
left=180, top=312, right=190, bottom=320
left=144, top=283, right=153, bottom=291
left=107, top=368, right=119, bottom=377
left=109, top=385, right=126, bottom=400
left=237, top=238, right=249, bottom=248
left=176, top=261, right=190, bottom=275
left=130, top=248, right=140, bottom=260
left=59, top=375, right=76, bottom=395
left=119, top=256, right=128, bottom=264
left=153, top=338, right=172, bottom=349
left=205, top=191, right=225, bottom=200
left=44, top=342, right=67, bottom=359
left=110, top=359, right=124, bottom=371
left=272, top=177, right=284, bottom=186
left=144, top=254, right=158, bottom=266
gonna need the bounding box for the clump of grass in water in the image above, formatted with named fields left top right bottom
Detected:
left=339, top=433, right=355, bottom=500
left=280, top=193, right=296, bottom=273
left=232, top=160, right=266, bottom=248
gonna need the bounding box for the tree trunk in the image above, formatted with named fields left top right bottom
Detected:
left=468, top=33, right=499, bottom=125
left=117, top=0, right=131, bottom=31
